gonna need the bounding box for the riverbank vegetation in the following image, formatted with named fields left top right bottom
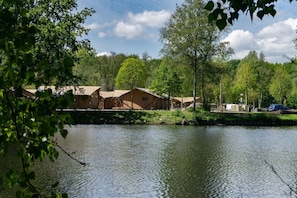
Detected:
left=67, top=109, right=297, bottom=126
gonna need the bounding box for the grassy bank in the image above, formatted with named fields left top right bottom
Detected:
left=63, top=109, right=297, bottom=126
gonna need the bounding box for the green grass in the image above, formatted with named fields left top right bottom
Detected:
left=276, top=114, right=297, bottom=121
left=65, top=109, right=297, bottom=126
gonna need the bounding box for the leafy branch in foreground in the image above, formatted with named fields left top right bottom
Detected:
left=0, top=0, right=94, bottom=197
left=205, top=0, right=296, bottom=30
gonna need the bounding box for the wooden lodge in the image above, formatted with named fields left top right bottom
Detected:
left=25, top=86, right=199, bottom=110
left=172, top=97, right=201, bottom=109
left=99, top=90, right=130, bottom=109
left=119, top=88, right=168, bottom=110
left=27, top=86, right=101, bottom=109
left=100, top=88, right=168, bottom=110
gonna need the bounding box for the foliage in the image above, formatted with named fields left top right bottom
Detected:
left=0, top=0, right=93, bottom=196
left=204, top=0, right=295, bottom=30
left=73, top=48, right=98, bottom=85
left=234, top=51, right=258, bottom=105
left=287, top=89, right=297, bottom=108
left=143, top=57, right=162, bottom=88
left=149, top=58, right=182, bottom=101
left=74, top=52, right=134, bottom=90
left=228, top=51, right=276, bottom=108
left=115, top=58, right=146, bottom=90
left=269, top=64, right=292, bottom=104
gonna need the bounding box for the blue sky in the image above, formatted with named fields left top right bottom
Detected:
left=78, top=0, right=297, bottom=63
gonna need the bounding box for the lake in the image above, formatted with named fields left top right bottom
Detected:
left=4, top=125, right=297, bottom=197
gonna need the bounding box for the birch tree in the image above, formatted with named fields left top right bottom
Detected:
left=160, top=0, right=227, bottom=110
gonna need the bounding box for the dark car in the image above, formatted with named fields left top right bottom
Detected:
left=268, top=104, right=290, bottom=111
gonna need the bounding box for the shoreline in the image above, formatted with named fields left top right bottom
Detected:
left=59, top=109, right=297, bottom=127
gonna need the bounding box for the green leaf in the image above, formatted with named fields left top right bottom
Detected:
left=257, top=10, right=264, bottom=20
left=216, top=19, right=227, bottom=30
left=208, top=13, right=215, bottom=22
left=204, top=1, right=214, bottom=11
left=62, top=193, right=69, bottom=198
left=27, top=171, right=35, bottom=180
left=51, top=181, right=59, bottom=188
left=60, top=129, right=68, bottom=139
left=270, top=8, right=276, bottom=17
left=230, top=12, right=239, bottom=20
left=40, top=149, right=46, bottom=161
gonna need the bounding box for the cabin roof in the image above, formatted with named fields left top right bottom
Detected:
left=100, top=90, right=130, bottom=98
left=26, top=86, right=100, bottom=96
left=173, top=97, right=200, bottom=103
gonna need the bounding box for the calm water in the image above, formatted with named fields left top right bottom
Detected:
left=3, top=125, right=297, bottom=197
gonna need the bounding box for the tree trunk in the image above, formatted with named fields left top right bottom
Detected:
left=245, top=87, right=248, bottom=106
left=167, top=91, right=171, bottom=110
left=258, top=93, right=262, bottom=108
left=219, top=80, right=222, bottom=111
left=200, top=65, right=205, bottom=110
left=193, top=65, right=197, bottom=111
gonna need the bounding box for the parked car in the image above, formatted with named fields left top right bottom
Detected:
left=267, top=104, right=290, bottom=111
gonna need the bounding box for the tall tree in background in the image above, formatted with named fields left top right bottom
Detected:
left=115, top=58, right=146, bottom=109
left=142, top=52, right=162, bottom=88
left=269, top=64, right=293, bottom=104
left=233, top=51, right=258, bottom=106
left=0, top=0, right=93, bottom=196
left=73, top=47, right=98, bottom=85
left=73, top=52, right=135, bottom=90
left=160, top=0, right=227, bottom=110
left=149, top=59, right=182, bottom=109
left=99, top=53, right=138, bottom=91
left=254, top=52, right=275, bottom=108
left=115, top=58, right=146, bottom=90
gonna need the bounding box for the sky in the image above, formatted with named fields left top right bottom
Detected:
left=78, top=0, right=297, bottom=63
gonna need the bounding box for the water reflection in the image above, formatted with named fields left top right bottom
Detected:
left=2, top=125, right=297, bottom=197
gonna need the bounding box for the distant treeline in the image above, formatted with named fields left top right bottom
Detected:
left=74, top=49, right=297, bottom=109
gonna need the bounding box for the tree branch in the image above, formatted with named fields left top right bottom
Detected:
left=264, top=160, right=297, bottom=195
left=55, top=143, right=88, bottom=166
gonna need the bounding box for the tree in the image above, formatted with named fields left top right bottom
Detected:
left=160, top=0, right=229, bottom=110
left=0, top=0, right=93, bottom=196
left=149, top=59, right=182, bottom=109
left=253, top=52, right=275, bottom=108
left=233, top=51, right=258, bottom=106
left=269, top=64, right=293, bottom=104
left=115, top=58, right=146, bottom=90
left=115, top=58, right=146, bottom=109
left=73, top=47, right=98, bottom=85
left=216, top=59, right=240, bottom=104
left=205, top=0, right=296, bottom=30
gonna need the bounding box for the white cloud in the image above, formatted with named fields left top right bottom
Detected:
left=85, top=22, right=101, bottom=30
left=114, top=22, right=144, bottom=39
left=98, top=32, right=106, bottom=38
left=113, top=10, right=171, bottom=40
left=284, top=18, right=297, bottom=29
left=223, top=30, right=258, bottom=51
left=96, top=52, right=112, bottom=57
left=223, top=18, right=297, bottom=63
left=128, top=10, right=171, bottom=28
